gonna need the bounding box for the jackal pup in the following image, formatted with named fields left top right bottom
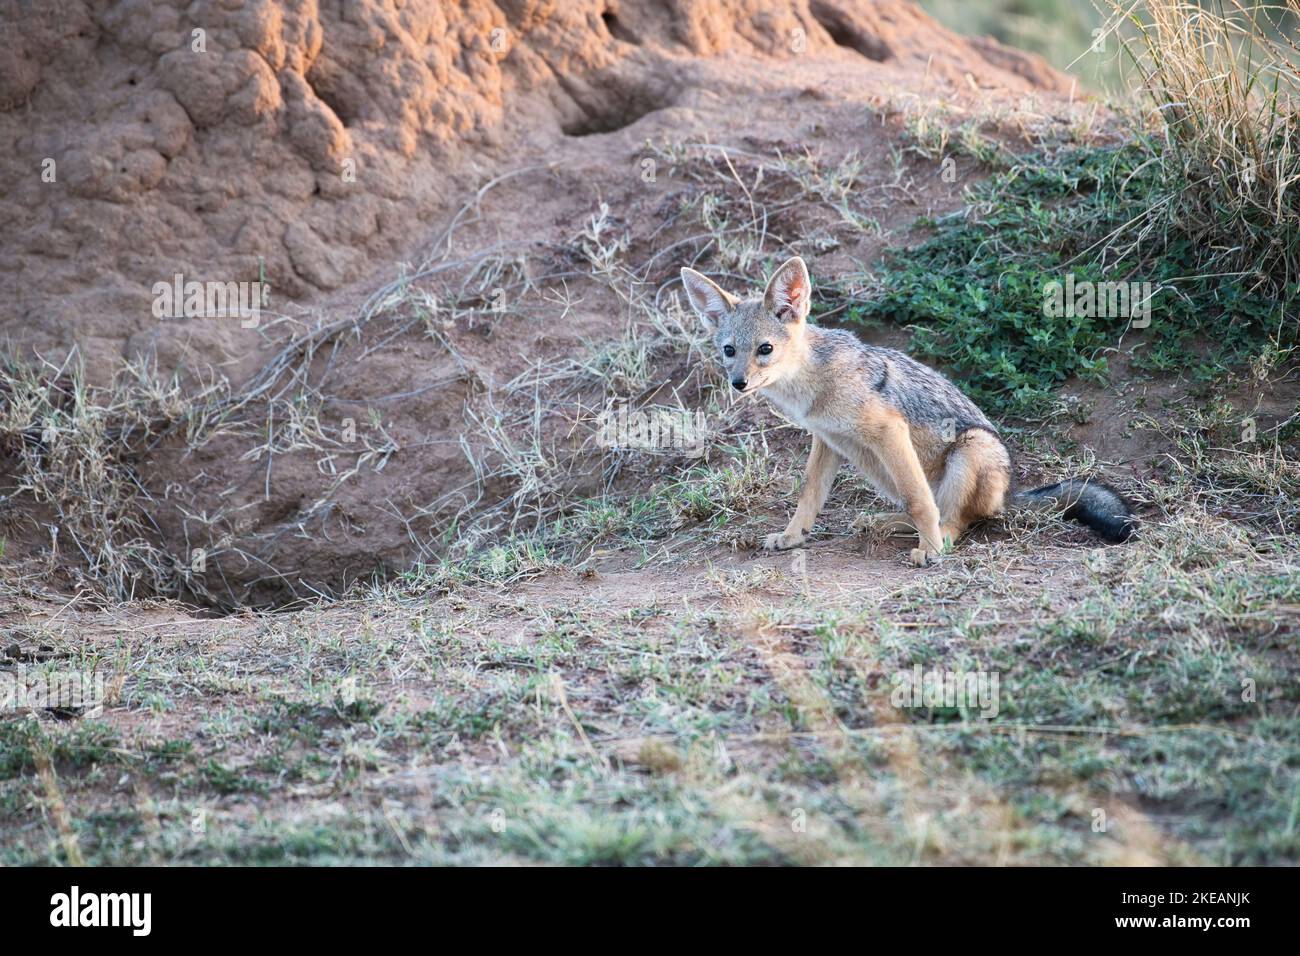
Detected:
left=680, top=257, right=1134, bottom=565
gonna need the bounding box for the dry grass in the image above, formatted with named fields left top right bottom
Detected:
left=0, top=352, right=222, bottom=601
left=1110, top=0, right=1300, bottom=297
left=2, top=448, right=1295, bottom=865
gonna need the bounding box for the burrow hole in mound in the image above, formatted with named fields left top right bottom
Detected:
left=562, top=84, right=674, bottom=136
left=305, top=70, right=358, bottom=128
left=602, top=9, right=641, bottom=45
left=809, top=0, right=892, bottom=62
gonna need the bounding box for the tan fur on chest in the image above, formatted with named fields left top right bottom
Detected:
left=764, top=386, right=918, bottom=503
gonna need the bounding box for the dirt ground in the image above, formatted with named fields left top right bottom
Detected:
left=3, top=395, right=1296, bottom=864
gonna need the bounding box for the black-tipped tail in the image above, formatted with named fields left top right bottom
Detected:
left=1015, top=479, right=1136, bottom=542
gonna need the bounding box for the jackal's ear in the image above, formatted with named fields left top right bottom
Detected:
left=680, top=268, right=737, bottom=330
left=763, top=256, right=811, bottom=323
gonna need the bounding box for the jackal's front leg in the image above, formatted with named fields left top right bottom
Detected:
left=764, top=436, right=842, bottom=551
left=871, top=418, right=945, bottom=566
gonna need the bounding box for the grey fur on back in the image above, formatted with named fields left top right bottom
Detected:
left=808, top=328, right=998, bottom=436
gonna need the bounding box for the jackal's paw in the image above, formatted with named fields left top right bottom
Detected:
left=763, top=530, right=806, bottom=551
left=910, top=546, right=941, bottom=567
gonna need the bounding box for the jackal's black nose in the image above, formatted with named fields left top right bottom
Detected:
left=731, top=377, right=747, bottom=391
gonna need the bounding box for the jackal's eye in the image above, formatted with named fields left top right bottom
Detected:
left=756, top=343, right=773, bottom=356
left=723, top=345, right=735, bottom=357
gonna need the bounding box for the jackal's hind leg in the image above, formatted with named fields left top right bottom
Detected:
left=933, top=430, right=1011, bottom=546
